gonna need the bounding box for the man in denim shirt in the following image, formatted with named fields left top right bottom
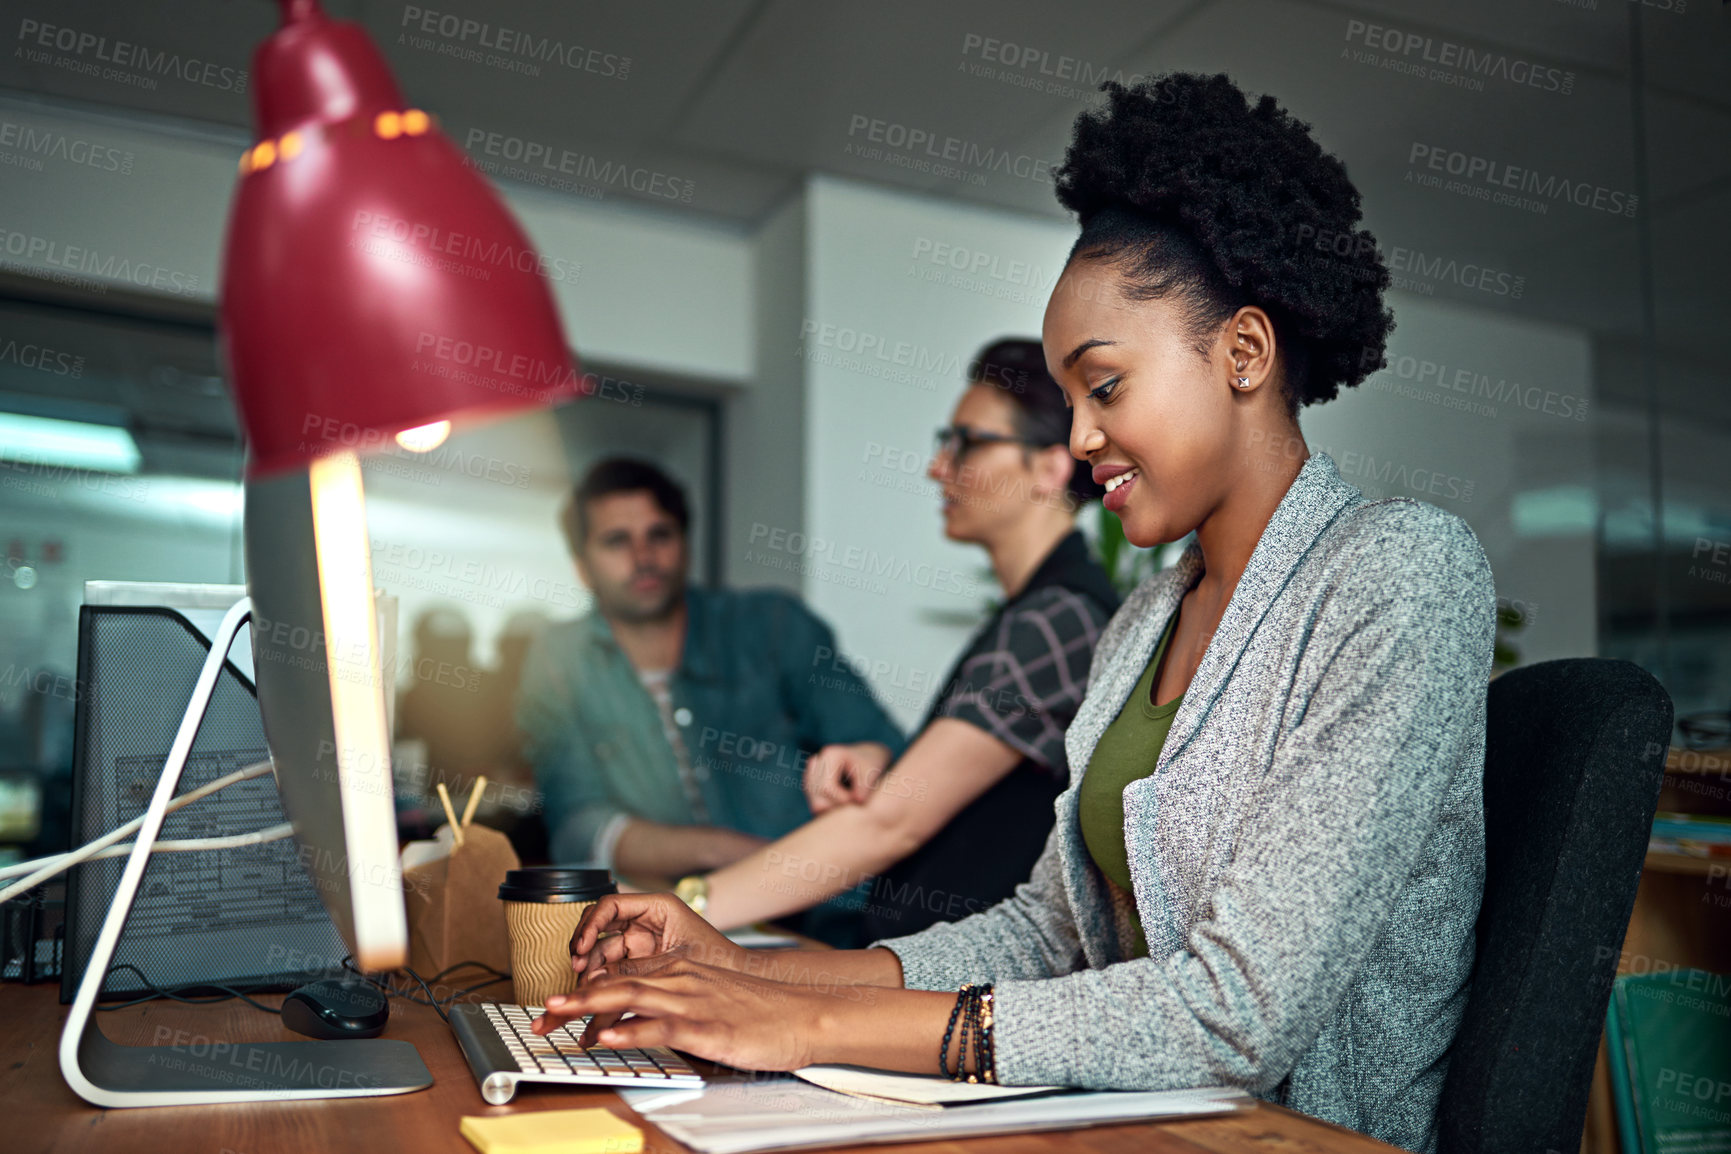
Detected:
left=517, top=459, right=905, bottom=923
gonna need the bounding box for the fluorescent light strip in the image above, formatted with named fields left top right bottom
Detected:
left=0, top=412, right=141, bottom=474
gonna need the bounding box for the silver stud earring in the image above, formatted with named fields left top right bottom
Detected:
left=1236, top=376, right=1250, bottom=389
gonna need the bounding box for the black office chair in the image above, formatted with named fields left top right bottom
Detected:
left=1437, top=658, right=1673, bottom=1154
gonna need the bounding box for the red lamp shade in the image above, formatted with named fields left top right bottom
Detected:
left=219, top=0, right=580, bottom=476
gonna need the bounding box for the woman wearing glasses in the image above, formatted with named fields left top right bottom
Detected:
left=670, top=338, right=1120, bottom=944
left=537, top=72, right=1494, bottom=1154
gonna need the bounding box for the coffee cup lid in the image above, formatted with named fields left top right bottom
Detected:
left=498, top=867, right=617, bottom=903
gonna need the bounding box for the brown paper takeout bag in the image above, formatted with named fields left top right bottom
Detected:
left=401, top=822, right=519, bottom=980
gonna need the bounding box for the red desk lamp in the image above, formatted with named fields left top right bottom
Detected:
left=58, top=0, right=582, bottom=1107
left=222, top=0, right=579, bottom=470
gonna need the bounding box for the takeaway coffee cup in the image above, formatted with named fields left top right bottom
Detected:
left=498, top=867, right=617, bottom=1007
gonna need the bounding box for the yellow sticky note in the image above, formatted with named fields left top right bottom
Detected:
left=459, top=1108, right=644, bottom=1154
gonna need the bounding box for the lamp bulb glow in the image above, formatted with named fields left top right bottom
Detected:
left=394, top=420, right=451, bottom=452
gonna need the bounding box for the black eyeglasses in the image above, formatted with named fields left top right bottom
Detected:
left=933, top=425, right=1043, bottom=461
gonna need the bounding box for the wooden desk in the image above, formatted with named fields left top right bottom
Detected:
left=0, top=979, right=1399, bottom=1154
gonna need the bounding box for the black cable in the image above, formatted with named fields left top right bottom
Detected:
left=89, top=957, right=512, bottom=1023
left=338, top=955, right=512, bottom=1023
left=427, top=959, right=512, bottom=984
left=94, top=963, right=283, bottom=1015
left=401, top=964, right=451, bottom=1024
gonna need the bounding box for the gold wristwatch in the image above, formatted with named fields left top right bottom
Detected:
left=674, top=874, right=709, bottom=917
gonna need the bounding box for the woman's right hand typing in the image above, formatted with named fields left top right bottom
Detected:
left=568, top=891, right=749, bottom=982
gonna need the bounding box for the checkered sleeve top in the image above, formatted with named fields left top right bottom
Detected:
left=936, top=586, right=1110, bottom=778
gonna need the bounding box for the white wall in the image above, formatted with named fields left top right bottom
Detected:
left=497, top=189, right=752, bottom=382
left=725, top=191, right=807, bottom=592
left=791, top=177, right=1078, bottom=727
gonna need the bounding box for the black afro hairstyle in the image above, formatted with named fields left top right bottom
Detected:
left=1053, top=72, right=1395, bottom=410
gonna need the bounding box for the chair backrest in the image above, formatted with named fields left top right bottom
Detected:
left=1437, top=658, right=1673, bottom=1154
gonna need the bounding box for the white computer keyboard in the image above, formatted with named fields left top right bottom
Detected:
left=449, top=1001, right=705, bottom=1104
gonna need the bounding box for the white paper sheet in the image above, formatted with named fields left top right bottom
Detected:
left=792, top=1064, right=1061, bottom=1107
left=621, top=1074, right=1251, bottom=1154
left=724, top=926, right=803, bottom=949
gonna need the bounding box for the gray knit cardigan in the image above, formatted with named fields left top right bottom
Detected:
left=871, top=450, right=1497, bottom=1154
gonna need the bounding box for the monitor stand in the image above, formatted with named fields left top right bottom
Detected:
left=59, top=596, right=433, bottom=1107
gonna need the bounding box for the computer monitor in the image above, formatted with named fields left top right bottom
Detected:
left=244, top=451, right=408, bottom=975
left=58, top=450, right=432, bottom=1106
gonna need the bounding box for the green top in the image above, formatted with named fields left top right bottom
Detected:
left=1078, top=612, right=1183, bottom=959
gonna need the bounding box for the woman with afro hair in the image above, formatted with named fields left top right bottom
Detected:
left=533, top=72, right=1495, bottom=1154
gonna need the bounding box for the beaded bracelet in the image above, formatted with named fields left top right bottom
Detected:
left=962, top=987, right=983, bottom=1083
left=976, top=986, right=996, bottom=1084
left=939, top=983, right=972, bottom=1078
left=957, top=986, right=977, bottom=1082
left=940, top=983, right=998, bottom=1083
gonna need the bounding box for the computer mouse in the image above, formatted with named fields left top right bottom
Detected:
left=281, top=978, right=390, bottom=1040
